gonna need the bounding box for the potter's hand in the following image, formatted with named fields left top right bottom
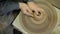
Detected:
left=19, top=3, right=33, bottom=17
left=28, top=2, right=44, bottom=15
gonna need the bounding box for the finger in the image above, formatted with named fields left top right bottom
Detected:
left=23, top=9, right=33, bottom=17
left=37, top=8, right=44, bottom=14
left=37, top=10, right=41, bottom=16
left=37, top=9, right=41, bottom=14
left=27, top=8, right=33, bottom=14
left=34, top=10, right=39, bottom=15
left=24, top=12, right=33, bottom=17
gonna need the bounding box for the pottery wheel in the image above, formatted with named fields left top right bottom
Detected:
left=19, top=0, right=57, bottom=34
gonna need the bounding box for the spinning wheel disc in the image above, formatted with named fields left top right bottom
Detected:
left=19, top=0, right=57, bottom=34
left=46, top=0, right=60, bottom=9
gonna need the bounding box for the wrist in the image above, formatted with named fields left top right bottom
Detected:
left=19, top=3, right=28, bottom=9
left=19, top=3, right=25, bottom=8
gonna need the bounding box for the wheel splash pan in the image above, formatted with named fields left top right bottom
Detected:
left=19, top=0, right=57, bottom=34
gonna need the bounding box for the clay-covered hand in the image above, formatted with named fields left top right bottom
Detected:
left=27, top=2, right=44, bottom=15
left=19, top=3, right=33, bottom=17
